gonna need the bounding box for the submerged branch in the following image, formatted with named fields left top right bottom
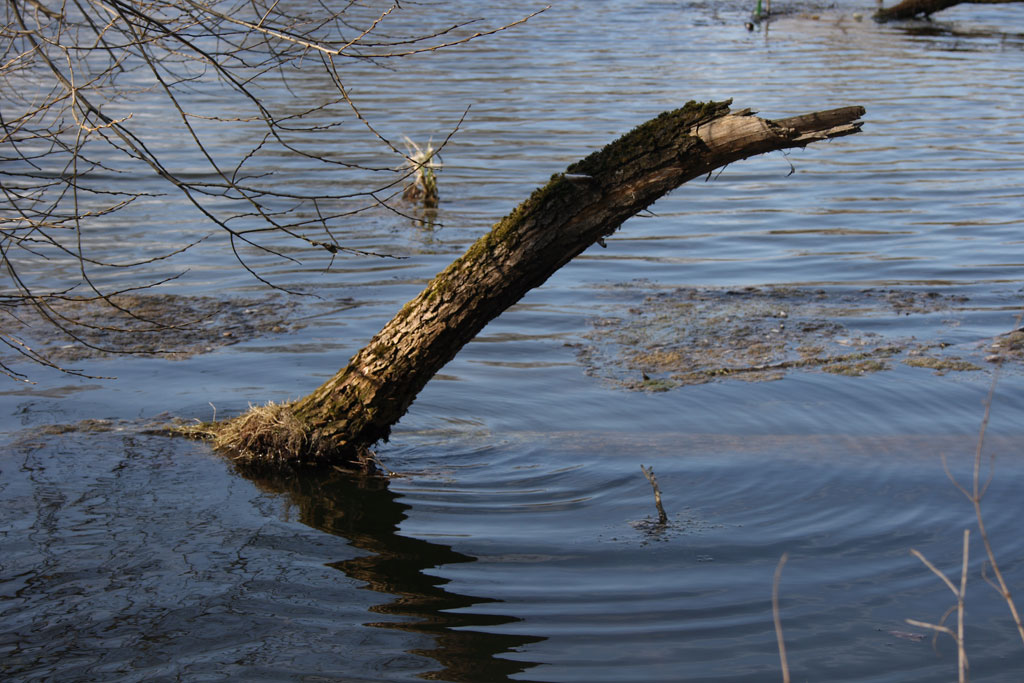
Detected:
left=641, top=465, right=669, bottom=525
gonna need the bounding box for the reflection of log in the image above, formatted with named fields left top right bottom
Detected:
left=875, top=0, right=1022, bottom=21
left=237, top=464, right=545, bottom=681
left=212, top=99, right=865, bottom=468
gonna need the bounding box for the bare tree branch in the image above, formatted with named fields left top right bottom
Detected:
left=1, top=0, right=545, bottom=378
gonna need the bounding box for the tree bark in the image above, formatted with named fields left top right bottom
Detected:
left=213, top=100, right=865, bottom=469
left=875, top=0, right=1022, bottom=21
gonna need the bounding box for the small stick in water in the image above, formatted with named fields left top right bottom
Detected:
left=641, top=465, right=668, bottom=525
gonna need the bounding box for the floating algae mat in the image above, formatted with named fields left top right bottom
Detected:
left=577, top=285, right=1021, bottom=391
left=4, top=294, right=303, bottom=362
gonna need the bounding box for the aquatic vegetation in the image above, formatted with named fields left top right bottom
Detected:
left=4, top=294, right=300, bottom=362
left=987, top=328, right=1024, bottom=363
left=822, top=358, right=889, bottom=376
left=401, top=137, right=442, bottom=208
left=903, top=356, right=982, bottom=374
left=577, top=285, right=1002, bottom=391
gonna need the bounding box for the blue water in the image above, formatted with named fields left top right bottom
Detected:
left=3, top=1, right=1024, bottom=680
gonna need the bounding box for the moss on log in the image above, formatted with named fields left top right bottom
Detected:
left=203, top=99, right=865, bottom=469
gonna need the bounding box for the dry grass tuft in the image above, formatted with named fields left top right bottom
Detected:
left=401, top=137, right=441, bottom=208
left=182, top=401, right=320, bottom=464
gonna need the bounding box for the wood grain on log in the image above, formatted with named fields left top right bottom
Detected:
left=212, top=100, right=865, bottom=468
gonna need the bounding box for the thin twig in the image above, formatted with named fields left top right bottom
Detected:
left=1, top=0, right=541, bottom=378
left=640, top=464, right=668, bottom=524
left=908, top=529, right=970, bottom=683
left=958, top=529, right=969, bottom=682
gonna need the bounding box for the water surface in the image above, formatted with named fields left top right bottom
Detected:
left=3, top=1, right=1024, bottom=680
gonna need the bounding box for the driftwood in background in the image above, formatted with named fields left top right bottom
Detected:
left=204, top=99, right=865, bottom=469
left=876, top=0, right=1022, bottom=20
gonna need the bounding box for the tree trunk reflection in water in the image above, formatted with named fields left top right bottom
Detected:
left=237, top=464, right=545, bottom=682
left=875, top=0, right=1023, bottom=20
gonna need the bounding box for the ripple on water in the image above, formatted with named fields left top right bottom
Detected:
left=4, top=0, right=1024, bottom=681
left=0, top=430, right=429, bottom=681
left=386, top=428, right=1024, bottom=682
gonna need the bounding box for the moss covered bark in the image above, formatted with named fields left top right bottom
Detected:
left=210, top=99, right=865, bottom=468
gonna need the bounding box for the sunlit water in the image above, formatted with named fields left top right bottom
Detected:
left=3, top=0, right=1024, bottom=680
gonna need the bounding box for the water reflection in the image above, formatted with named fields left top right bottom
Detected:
left=895, top=22, right=1024, bottom=46
left=237, top=464, right=545, bottom=682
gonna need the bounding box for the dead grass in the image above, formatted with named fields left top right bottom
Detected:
left=181, top=401, right=379, bottom=471
left=401, top=137, right=441, bottom=208
left=182, top=401, right=319, bottom=464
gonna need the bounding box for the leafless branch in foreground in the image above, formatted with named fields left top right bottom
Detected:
left=938, top=310, right=1024, bottom=647
left=907, top=531, right=970, bottom=683
left=0, top=0, right=545, bottom=378
left=905, top=309, right=1024, bottom=679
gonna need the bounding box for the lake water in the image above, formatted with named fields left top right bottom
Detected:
left=3, top=0, right=1024, bottom=680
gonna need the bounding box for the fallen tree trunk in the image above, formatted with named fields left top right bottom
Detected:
left=206, top=99, right=865, bottom=469
left=875, top=0, right=1022, bottom=21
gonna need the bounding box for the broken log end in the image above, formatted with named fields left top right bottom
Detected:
left=772, top=106, right=867, bottom=144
